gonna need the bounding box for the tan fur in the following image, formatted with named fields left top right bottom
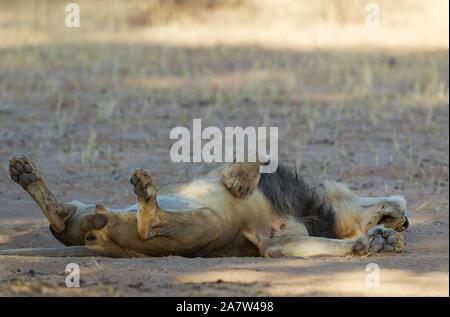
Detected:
left=0, top=156, right=408, bottom=258
left=320, top=180, right=408, bottom=238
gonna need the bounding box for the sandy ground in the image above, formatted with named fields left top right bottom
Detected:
left=0, top=30, right=448, bottom=296
left=0, top=185, right=448, bottom=296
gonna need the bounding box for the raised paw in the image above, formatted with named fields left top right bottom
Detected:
left=222, top=163, right=261, bottom=198
left=9, top=156, right=42, bottom=188
left=130, top=168, right=157, bottom=201
left=354, top=225, right=406, bottom=255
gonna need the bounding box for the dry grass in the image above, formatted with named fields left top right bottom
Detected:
left=0, top=0, right=448, bottom=49
left=0, top=48, right=447, bottom=189
left=0, top=3, right=448, bottom=188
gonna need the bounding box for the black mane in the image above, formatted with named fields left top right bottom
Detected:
left=258, top=163, right=337, bottom=238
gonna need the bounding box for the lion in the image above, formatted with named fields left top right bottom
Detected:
left=0, top=156, right=408, bottom=258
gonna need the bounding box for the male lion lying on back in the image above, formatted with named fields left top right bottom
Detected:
left=0, top=156, right=408, bottom=258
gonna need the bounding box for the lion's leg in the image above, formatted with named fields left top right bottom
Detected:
left=130, top=168, right=225, bottom=253
left=129, top=168, right=159, bottom=240
left=8, top=156, right=108, bottom=246
left=9, top=156, right=77, bottom=233
left=259, top=225, right=406, bottom=258
left=320, top=180, right=409, bottom=238
left=221, top=161, right=261, bottom=198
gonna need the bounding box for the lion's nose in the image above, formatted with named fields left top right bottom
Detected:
left=403, top=216, right=409, bottom=229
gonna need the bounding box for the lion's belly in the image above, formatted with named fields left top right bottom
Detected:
left=117, top=178, right=226, bottom=212
left=108, top=193, right=207, bottom=214
left=156, top=193, right=205, bottom=211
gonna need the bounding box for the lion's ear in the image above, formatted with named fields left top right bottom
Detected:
left=80, top=214, right=108, bottom=231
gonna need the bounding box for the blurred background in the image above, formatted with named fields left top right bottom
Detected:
left=0, top=0, right=448, bottom=296
left=0, top=0, right=448, bottom=185
left=0, top=0, right=448, bottom=196
left=0, top=0, right=448, bottom=48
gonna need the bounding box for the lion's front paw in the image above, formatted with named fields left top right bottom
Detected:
left=353, top=225, right=406, bottom=255
left=130, top=168, right=157, bottom=201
